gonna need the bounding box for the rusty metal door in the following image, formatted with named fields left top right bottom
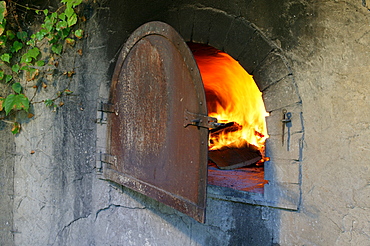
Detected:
left=103, top=22, right=208, bottom=223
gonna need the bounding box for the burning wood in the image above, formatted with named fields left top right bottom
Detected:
left=191, top=44, right=268, bottom=170
left=209, top=122, right=262, bottom=169
left=209, top=140, right=262, bottom=169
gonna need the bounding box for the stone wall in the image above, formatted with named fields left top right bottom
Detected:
left=1, top=0, right=369, bottom=245
left=0, top=100, right=15, bottom=245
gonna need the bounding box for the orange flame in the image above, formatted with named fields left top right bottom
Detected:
left=191, top=44, right=269, bottom=150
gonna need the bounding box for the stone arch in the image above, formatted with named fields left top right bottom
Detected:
left=162, top=5, right=304, bottom=209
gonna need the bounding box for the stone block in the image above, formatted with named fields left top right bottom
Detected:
left=262, top=75, right=301, bottom=112
left=0, top=124, right=14, bottom=246
left=238, top=32, right=274, bottom=74
left=265, top=103, right=303, bottom=136
left=177, top=6, right=195, bottom=42
left=192, top=8, right=216, bottom=44
left=163, top=9, right=181, bottom=34
left=264, top=160, right=300, bottom=184
left=253, top=51, right=291, bottom=91
left=265, top=132, right=303, bottom=161
left=208, top=12, right=234, bottom=50
left=264, top=182, right=300, bottom=210
left=223, top=18, right=256, bottom=59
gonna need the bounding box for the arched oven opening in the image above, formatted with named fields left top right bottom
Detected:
left=188, top=42, right=269, bottom=193
left=98, top=21, right=304, bottom=222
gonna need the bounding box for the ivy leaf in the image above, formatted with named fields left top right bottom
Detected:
left=72, top=0, right=82, bottom=8
left=21, top=65, right=31, bottom=71
left=21, top=54, right=32, bottom=63
left=52, top=44, right=63, bottom=54
left=62, top=0, right=82, bottom=8
left=6, top=30, right=15, bottom=40
left=64, top=6, right=74, bottom=18
left=43, top=9, right=48, bottom=16
left=0, top=70, right=3, bottom=80
left=12, top=64, right=20, bottom=73
left=11, top=40, right=23, bottom=52
left=74, top=29, right=83, bottom=39
left=35, top=29, right=47, bottom=40
left=4, top=94, right=30, bottom=115
left=12, top=82, right=22, bottom=94
left=5, top=74, right=12, bottom=83
left=67, top=13, right=77, bottom=27
left=64, top=89, right=73, bottom=95
left=0, top=21, right=5, bottom=36
left=0, top=97, right=3, bottom=111
left=0, top=53, right=10, bottom=63
left=59, top=27, right=70, bottom=39
left=17, top=31, right=28, bottom=41
left=35, top=60, right=45, bottom=67
left=66, top=38, right=75, bottom=46
left=59, top=13, right=66, bottom=20
left=11, top=122, right=20, bottom=134
left=28, top=47, right=40, bottom=59
left=0, top=35, right=6, bottom=45
left=26, top=39, right=35, bottom=46
left=56, top=20, right=68, bottom=30
left=0, top=1, right=6, bottom=24
left=42, top=22, right=52, bottom=32
left=44, top=99, right=54, bottom=107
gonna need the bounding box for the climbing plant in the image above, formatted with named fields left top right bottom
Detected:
left=0, top=0, right=85, bottom=134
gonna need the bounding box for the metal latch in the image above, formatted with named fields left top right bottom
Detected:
left=97, top=101, right=118, bottom=124
left=96, top=152, right=117, bottom=172
left=184, top=109, right=223, bottom=129
left=98, top=101, right=117, bottom=114
left=282, top=109, right=292, bottom=149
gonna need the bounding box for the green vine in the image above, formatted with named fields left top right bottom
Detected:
left=0, top=0, right=85, bottom=134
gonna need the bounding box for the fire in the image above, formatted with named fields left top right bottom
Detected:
left=191, top=44, right=269, bottom=150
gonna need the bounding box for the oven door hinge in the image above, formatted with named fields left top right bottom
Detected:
left=96, top=101, right=117, bottom=124
left=184, top=109, right=222, bottom=129
left=96, top=152, right=117, bottom=172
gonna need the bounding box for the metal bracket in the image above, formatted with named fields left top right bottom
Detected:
left=96, top=152, right=117, bottom=172
left=282, top=109, right=292, bottom=149
left=96, top=101, right=118, bottom=124
left=184, top=109, right=222, bottom=129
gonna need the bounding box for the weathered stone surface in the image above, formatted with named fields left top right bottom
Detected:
left=264, top=160, right=300, bottom=184
left=264, top=182, right=300, bottom=210
left=0, top=122, right=14, bottom=246
left=162, top=9, right=181, bottom=33
left=253, top=51, right=291, bottom=91
left=237, top=30, right=275, bottom=74
left=208, top=10, right=234, bottom=50
left=265, top=132, right=303, bottom=161
left=262, top=75, right=301, bottom=112
left=191, top=7, right=217, bottom=44
left=177, top=6, right=195, bottom=42
left=223, top=18, right=256, bottom=59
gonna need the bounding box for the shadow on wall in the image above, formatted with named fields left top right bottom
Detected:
left=94, top=181, right=280, bottom=246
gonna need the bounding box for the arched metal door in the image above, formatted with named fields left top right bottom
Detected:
left=103, top=21, right=209, bottom=223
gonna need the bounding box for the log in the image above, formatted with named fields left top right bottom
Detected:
left=208, top=139, right=262, bottom=170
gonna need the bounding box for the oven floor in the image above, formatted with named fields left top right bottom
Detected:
left=207, top=162, right=267, bottom=193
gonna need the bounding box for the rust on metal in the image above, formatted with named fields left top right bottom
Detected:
left=183, top=109, right=220, bottom=129
left=104, top=21, right=208, bottom=223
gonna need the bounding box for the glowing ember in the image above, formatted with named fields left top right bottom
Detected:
left=191, top=45, right=269, bottom=151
